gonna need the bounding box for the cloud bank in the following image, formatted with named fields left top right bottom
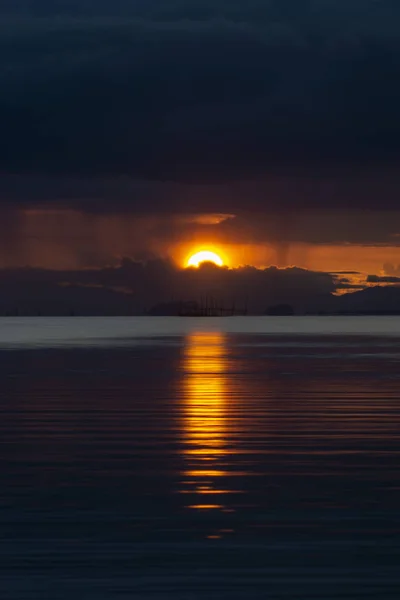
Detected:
left=0, top=259, right=336, bottom=315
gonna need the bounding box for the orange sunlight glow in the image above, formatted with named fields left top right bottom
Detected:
left=181, top=332, right=229, bottom=511
left=187, top=250, right=224, bottom=268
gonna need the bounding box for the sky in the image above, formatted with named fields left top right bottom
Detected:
left=1, top=1, right=400, bottom=313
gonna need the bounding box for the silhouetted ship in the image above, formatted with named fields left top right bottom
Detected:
left=178, top=296, right=247, bottom=317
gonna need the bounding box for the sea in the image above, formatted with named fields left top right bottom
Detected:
left=0, top=317, right=399, bottom=599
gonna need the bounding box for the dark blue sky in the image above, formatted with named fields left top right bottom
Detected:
left=0, top=1, right=399, bottom=197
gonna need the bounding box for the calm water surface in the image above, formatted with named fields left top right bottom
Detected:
left=0, top=318, right=399, bottom=598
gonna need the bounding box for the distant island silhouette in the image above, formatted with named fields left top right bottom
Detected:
left=149, top=297, right=247, bottom=316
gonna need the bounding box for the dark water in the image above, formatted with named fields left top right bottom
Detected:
left=1, top=318, right=400, bottom=599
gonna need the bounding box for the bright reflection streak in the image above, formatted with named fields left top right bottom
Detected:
left=181, top=332, right=230, bottom=511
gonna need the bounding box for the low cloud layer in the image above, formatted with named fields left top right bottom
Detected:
left=0, top=259, right=336, bottom=315
left=1, top=257, right=399, bottom=316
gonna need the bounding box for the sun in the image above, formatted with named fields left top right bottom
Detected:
left=187, top=250, right=224, bottom=268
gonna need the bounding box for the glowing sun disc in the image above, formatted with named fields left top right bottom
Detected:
left=187, top=251, right=224, bottom=268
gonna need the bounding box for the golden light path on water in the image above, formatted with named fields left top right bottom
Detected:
left=181, top=332, right=236, bottom=521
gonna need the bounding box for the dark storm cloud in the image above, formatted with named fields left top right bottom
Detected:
left=2, top=168, right=400, bottom=216
left=1, top=1, right=400, bottom=211
left=218, top=208, right=400, bottom=246
left=367, top=274, right=400, bottom=283
left=2, top=175, right=400, bottom=252
left=3, top=1, right=400, bottom=23
left=0, top=259, right=335, bottom=314
left=3, top=256, right=400, bottom=315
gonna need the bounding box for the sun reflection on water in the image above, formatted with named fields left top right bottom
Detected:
left=181, top=332, right=233, bottom=512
